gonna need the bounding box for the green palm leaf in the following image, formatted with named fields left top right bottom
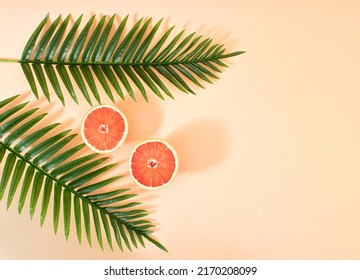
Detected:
left=0, top=95, right=166, bottom=252
left=18, top=13, right=244, bottom=105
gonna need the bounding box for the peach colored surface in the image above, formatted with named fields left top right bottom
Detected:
left=1, top=0, right=360, bottom=259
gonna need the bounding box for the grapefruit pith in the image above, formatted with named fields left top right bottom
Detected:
left=81, top=105, right=128, bottom=153
left=129, top=139, right=178, bottom=189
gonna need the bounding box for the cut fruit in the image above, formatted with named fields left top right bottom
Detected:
left=81, top=105, right=128, bottom=153
left=129, top=139, right=178, bottom=189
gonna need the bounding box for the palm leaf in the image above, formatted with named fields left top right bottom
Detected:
left=19, top=13, right=244, bottom=105
left=0, top=95, right=166, bottom=252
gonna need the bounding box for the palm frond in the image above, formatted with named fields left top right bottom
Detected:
left=19, top=14, right=244, bottom=105
left=0, top=95, right=166, bottom=252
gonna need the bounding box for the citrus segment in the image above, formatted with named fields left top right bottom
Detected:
left=81, top=105, right=128, bottom=153
left=129, top=139, right=178, bottom=189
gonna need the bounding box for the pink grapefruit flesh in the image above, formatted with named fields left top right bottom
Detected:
left=81, top=105, right=128, bottom=153
left=129, top=139, right=178, bottom=189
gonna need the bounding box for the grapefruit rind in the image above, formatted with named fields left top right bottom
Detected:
left=81, top=105, right=128, bottom=154
left=129, top=139, right=179, bottom=190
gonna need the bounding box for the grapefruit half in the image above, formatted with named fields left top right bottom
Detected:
left=81, top=105, right=128, bottom=153
left=129, top=139, right=178, bottom=189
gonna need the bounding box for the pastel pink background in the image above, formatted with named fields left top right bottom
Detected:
left=1, top=0, right=360, bottom=259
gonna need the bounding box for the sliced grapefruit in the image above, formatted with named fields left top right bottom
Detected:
left=81, top=105, right=128, bottom=153
left=129, top=139, right=178, bottom=189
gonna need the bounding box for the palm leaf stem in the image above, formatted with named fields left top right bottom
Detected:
left=13, top=51, right=243, bottom=66
left=0, top=58, right=18, bottom=63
